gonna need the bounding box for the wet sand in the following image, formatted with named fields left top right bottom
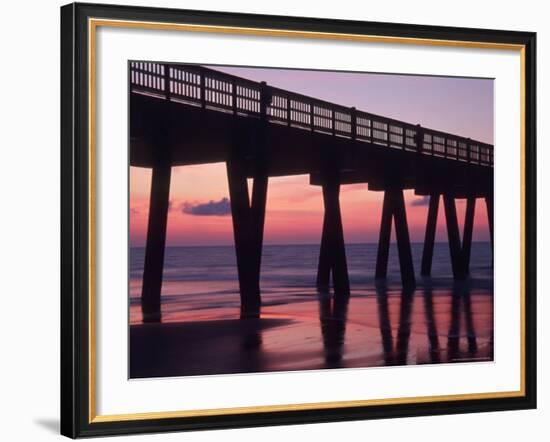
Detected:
left=129, top=286, right=493, bottom=378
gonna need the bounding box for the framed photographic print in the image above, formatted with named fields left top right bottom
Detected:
left=60, top=2, right=537, bottom=438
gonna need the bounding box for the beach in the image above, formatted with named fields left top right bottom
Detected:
left=129, top=242, right=493, bottom=378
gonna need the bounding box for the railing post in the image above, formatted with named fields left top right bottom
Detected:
left=370, top=119, right=374, bottom=144
left=163, top=64, right=171, bottom=100
left=386, top=123, right=390, bottom=147
left=415, top=124, right=423, bottom=154
left=232, top=78, right=237, bottom=114
left=351, top=107, right=357, bottom=140
left=331, top=109, right=336, bottom=136
left=310, top=103, right=315, bottom=132
left=286, top=96, right=291, bottom=126
left=200, top=69, right=206, bottom=108
left=259, top=81, right=269, bottom=121
left=466, top=138, right=471, bottom=164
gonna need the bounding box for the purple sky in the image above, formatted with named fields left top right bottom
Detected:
left=131, top=64, right=493, bottom=246
left=209, top=65, right=494, bottom=144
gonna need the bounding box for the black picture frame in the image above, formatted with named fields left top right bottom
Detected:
left=61, top=2, right=537, bottom=438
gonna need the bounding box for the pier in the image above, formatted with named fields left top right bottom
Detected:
left=130, top=62, right=494, bottom=322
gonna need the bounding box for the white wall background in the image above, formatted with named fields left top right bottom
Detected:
left=0, top=0, right=546, bottom=440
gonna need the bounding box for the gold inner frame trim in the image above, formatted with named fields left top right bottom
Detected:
left=88, top=17, right=527, bottom=424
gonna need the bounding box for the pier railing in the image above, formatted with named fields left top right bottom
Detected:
left=130, top=62, right=494, bottom=167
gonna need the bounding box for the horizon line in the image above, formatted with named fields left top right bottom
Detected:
left=130, top=240, right=492, bottom=249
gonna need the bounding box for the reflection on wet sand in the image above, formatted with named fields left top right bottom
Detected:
left=448, top=283, right=478, bottom=361
left=318, top=291, right=350, bottom=368
left=375, top=287, right=415, bottom=366
left=130, top=280, right=493, bottom=378
left=373, top=282, right=488, bottom=367
left=422, top=286, right=441, bottom=364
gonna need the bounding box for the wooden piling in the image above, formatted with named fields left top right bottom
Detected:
left=462, top=197, right=476, bottom=274
left=141, top=163, right=172, bottom=323
left=375, top=191, right=393, bottom=279
left=485, top=194, right=494, bottom=261
left=443, top=195, right=465, bottom=280
left=226, top=159, right=262, bottom=318
left=421, top=194, right=439, bottom=276
left=316, top=212, right=331, bottom=290
left=317, top=177, right=350, bottom=296
left=225, top=83, right=271, bottom=318
left=250, top=173, right=268, bottom=293
left=375, top=189, right=416, bottom=287
left=393, top=190, right=416, bottom=288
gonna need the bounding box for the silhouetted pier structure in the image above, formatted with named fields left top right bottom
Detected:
left=130, top=62, right=494, bottom=322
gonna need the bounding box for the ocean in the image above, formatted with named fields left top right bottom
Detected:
left=129, top=242, right=493, bottom=377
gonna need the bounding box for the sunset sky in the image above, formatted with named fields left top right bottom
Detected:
left=130, top=65, right=493, bottom=247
